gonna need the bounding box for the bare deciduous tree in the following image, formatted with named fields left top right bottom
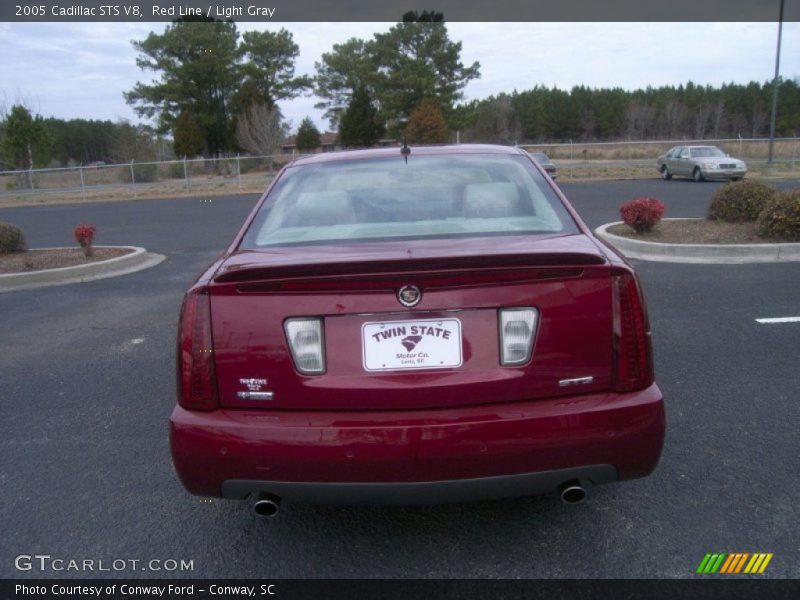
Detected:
left=236, top=104, right=288, bottom=155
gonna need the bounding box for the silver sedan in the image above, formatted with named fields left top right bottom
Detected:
left=656, top=145, right=747, bottom=182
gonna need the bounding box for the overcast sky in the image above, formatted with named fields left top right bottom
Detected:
left=1, top=21, right=798, bottom=133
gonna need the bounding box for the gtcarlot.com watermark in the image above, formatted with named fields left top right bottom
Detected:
left=14, top=554, right=194, bottom=573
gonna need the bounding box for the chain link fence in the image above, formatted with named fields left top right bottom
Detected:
left=518, top=136, right=800, bottom=180
left=1, top=138, right=799, bottom=202
left=0, top=153, right=297, bottom=201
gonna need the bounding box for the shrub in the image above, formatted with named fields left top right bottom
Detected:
left=73, top=223, right=96, bottom=257
left=167, top=161, right=185, bottom=180
left=0, top=222, right=27, bottom=253
left=119, top=162, right=159, bottom=184
left=134, top=163, right=159, bottom=183
left=755, top=189, right=800, bottom=241
left=707, top=180, right=777, bottom=222
left=620, top=197, right=666, bottom=233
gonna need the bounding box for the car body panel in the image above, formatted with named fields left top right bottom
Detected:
left=171, top=144, right=665, bottom=504
left=171, top=382, right=665, bottom=499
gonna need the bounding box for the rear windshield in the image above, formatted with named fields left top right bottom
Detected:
left=241, top=153, right=579, bottom=248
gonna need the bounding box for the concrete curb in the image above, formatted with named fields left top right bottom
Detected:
left=595, top=219, right=800, bottom=264
left=0, top=246, right=167, bottom=293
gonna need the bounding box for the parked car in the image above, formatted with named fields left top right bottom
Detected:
left=170, top=144, right=665, bottom=516
left=528, top=152, right=558, bottom=179
left=656, top=145, right=747, bottom=182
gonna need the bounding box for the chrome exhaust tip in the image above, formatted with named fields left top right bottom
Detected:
left=252, top=493, right=281, bottom=518
left=559, top=481, right=587, bottom=505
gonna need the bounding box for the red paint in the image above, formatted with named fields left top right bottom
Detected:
left=171, top=145, right=665, bottom=502
left=170, top=384, right=665, bottom=496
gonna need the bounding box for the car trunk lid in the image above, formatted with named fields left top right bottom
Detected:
left=209, top=234, right=615, bottom=411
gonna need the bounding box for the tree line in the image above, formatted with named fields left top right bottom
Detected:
left=0, top=107, right=170, bottom=170
left=2, top=15, right=799, bottom=170
left=459, top=80, right=800, bottom=144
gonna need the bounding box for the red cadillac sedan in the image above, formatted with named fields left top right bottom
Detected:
left=170, top=144, right=665, bottom=516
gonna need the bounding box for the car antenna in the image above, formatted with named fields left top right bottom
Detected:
left=401, top=137, right=410, bottom=164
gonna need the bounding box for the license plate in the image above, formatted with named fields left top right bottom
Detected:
left=362, top=318, right=462, bottom=372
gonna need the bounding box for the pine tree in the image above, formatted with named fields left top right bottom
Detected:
left=1, top=105, right=51, bottom=169
left=173, top=111, right=205, bottom=157
left=296, top=117, right=321, bottom=151
left=339, top=86, right=385, bottom=148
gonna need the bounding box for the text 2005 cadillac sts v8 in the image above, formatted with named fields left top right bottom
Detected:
left=170, top=145, right=665, bottom=516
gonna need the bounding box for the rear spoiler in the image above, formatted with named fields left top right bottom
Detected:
left=214, top=252, right=606, bottom=284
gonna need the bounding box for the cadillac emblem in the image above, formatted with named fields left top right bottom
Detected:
left=397, top=285, right=422, bottom=307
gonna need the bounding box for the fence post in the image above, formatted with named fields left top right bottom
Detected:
left=236, top=153, right=242, bottom=189
left=79, top=165, right=85, bottom=200
left=130, top=159, right=136, bottom=197
left=183, top=156, right=189, bottom=189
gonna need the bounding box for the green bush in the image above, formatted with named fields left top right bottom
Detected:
left=167, top=161, right=185, bottom=180
left=756, top=189, right=800, bottom=241
left=0, top=222, right=27, bottom=253
left=707, top=180, right=777, bottom=222
left=119, top=162, right=159, bottom=184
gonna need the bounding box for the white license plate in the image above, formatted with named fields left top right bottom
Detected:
left=362, top=318, right=463, bottom=372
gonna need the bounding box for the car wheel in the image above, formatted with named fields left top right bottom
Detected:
left=660, top=165, right=672, bottom=180
left=732, top=177, right=743, bottom=181
left=693, top=168, right=704, bottom=182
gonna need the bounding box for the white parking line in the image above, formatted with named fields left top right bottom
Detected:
left=755, top=317, right=800, bottom=324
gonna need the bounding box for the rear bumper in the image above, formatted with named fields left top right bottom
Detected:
left=222, top=465, right=616, bottom=505
left=170, top=383, right=665, bottom=503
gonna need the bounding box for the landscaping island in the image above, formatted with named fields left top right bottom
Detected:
left=0, top=222, right=164, bottom=292
left=0, top=247, right=134, bottom=273
left=596, top=180, right=800, bottom=264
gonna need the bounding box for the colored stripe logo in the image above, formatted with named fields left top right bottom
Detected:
left=696, top=553, right=773, bottom=574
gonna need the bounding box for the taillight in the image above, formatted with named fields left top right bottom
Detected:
left=177, top=288, right=219, bottom=410
left=284, top=318, right=326, bottom=374
left=611, top=269, right=654, bottom=392
left=499, top=308, right=538, bottom=366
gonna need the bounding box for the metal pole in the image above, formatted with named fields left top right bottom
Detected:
left=130, top=159, right=136, bottom=197
left=183, top=156, right=189, bottom=189
left=767, top=0, right=785, bottom=164
left=28, top=168, right=33, bottom=191
left=79, top=166, right=85, bottom=200
left=236, top=153, right=242, bottom=189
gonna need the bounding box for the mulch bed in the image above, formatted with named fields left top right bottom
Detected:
left=0, top=247, right=134, bottom=274
left=607, top=220, right=796, bottom=244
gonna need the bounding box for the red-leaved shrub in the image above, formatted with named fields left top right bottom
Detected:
left=73, top=223, right=96, bottom=257
left=620, top=198, right=666, bottom=233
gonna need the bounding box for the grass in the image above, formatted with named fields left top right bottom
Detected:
left=1, top=156, right=798, bottom=209
left=521, top=139, right=800, bottom=161
left=0, top=177, right=269, bottom=208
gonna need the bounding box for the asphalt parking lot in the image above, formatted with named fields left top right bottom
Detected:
left=1, top=178, right=798, bottom=579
